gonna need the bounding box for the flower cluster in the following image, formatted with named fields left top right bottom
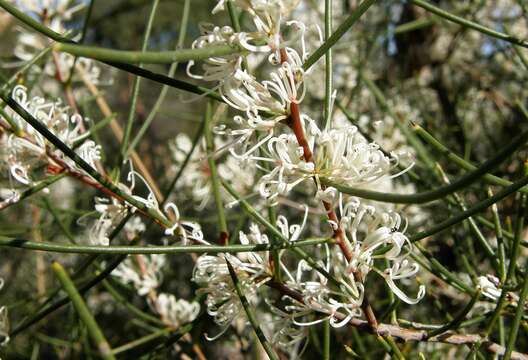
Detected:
left=0, top=85, right=101, bottom=188
left=112, top=251, right=200, bottom=328
left=182, top=0, right=424, bottom=346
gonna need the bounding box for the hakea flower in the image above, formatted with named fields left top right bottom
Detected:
left=276, top=242, right=365, bottom=329
left=256, top=117, right=402, bottom=203
left=87, top=194, right=128, bottom=246
left=187, top=24, right=243, bottom=83
left=170, top=133, right=256, bottom=209
left=221, top=69, right=286, bottom=115
left=276, top=206, right=308, bottom=242
left=192, top=252, right=271, bottom=339
left=213, top=0, right=301, bottom=58
left=257, top=132, right=314, bottom=205
left=339, top=198, right=425, bottom=305
left=112, top=255, right=166, bottom=296
left=193, top=218, right=304, bottom=339
left=0, top=85, right=102, bottom=187
left=214, top=63, right=303, bottom=160
left=79, top=166, right=202, bottom=246
left=263, top=308, right=306, bottom=351
left=153, top=293, right=201, bottom=328
left=477, top=275, right=502, bottom=301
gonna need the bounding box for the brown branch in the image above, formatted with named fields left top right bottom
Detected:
left=279, top=45, right=378, bottom=331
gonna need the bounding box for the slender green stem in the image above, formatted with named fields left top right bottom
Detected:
left=414, top=124, right=528, bottom=194
left=383, top=335, right=405, bottom=360
left=410, top=0, right=528, bottom=48
left=427, top=290, right=480, bottom=338
left=204, top=100, right=229, bottom=243
left=0, top=236, right=329, bottom=255
left=54, top=43, right=244, bottom=65
left=505, top=194, right=526, bottom=285
left=303, top=0, right=378, bottom=70
left=51, top=261, right=115, bottom=360
left=490, top=189, right=507, bottom=282
left=226, top=259, right=279, bottom=360
left=120, top=0, right=160, bottom=162
left=323, top=320, right=330, bottom=360
left=504, top=271, right=528, bottom=360
left=126, top=0, right=191, bottom=157
left=111, top=328, right=172, bottom=355
left=226, top=0, right=242, bottom=33
left=323, top=0, right=333, bottom=129
left=409, top=175, right=528, bottom=243
left=321, top=127, right=528, bottom=203
left=393, top=17, right=435, bottom=34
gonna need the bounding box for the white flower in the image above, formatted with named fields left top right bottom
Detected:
left=112, top=254, right=166, bottom=296
left=84, top=180, right=131, bottom=246
left=153, top=293, right=200, bottom=328
left=339, top=199, right=425, bottom=305
left=221, top=69, right=285, bottom=115
left=381, top=260, right=425, bottom=305
left=192, top=223, right=282, bottom=338
left=257, top=132, right=315, bottom=205
left=313, top=125, right=399, bottom=186
left=276, top=205, right=308, bottom=242
left=3, top=86, right=101, bottom=186
left=193, top=253, right=270, bottom=339
left=478, top=275, right=502, bottom=301
left=163, top=202, right=204, bottom=245
left=254, top=119, right=401, bottom=202
left=281, top=257, right=364, bottom=329
left=186, top=24, right=243, bottom=82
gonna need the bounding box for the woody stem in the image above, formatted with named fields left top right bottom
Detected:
left=281, top=49, right=378, bottom=331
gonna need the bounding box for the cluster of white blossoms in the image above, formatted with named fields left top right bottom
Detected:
left=113, top=252, right=200, bottom=328
left=0, top=85, right=101, bottom=189
left=183, top=0, right=425, bottom=347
